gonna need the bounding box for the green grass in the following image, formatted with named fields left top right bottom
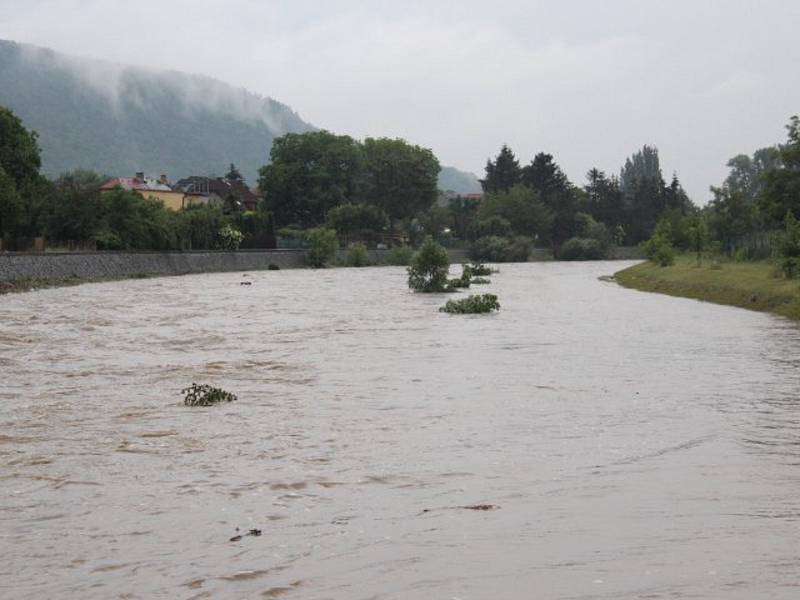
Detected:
left=615, top=256, right=800, bottom=321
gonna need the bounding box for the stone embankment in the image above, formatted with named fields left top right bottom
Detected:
left=0, top=246, right=640, bottom=288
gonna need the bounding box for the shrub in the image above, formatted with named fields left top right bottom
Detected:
left=508, top=236, right=533, bottom=261
left=385, top=246, right=414, bottom=266
left=776, top=211, right=800, bottom=278
left=471, top=277, right=491, bottom=284
left=466, top=262, right=494, bottom=276
left=306, top=227, right=338, bottom=267
left=440, top=294, right=500, bottom=314
left=642, top=233, right=675, bottom=267
left=477, top=215, right=513, bottom=237
left=346, top=242, right=370, bottom=267
left=558, top=237, right=605, bottom=261
left=408, top=236, right=450, bottom=292
left=217, top=225, right=244, bottom=251
left=447, top=265, right=473, bottom=290
left=470, top=236, right=510, bottom=262
left=267, top=263, right=280, bottom=270
left=470, top=235, right=531, bottom=262
left=182, top=383, right=237, bottom=406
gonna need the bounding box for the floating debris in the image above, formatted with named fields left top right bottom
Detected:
left=229, top=528, right=262, bottom=542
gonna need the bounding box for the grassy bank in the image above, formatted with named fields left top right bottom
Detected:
left=615, top=256, right=800, bottom=321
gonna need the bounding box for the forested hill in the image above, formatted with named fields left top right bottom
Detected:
left=0, top=39, right=313, bottom=184
left=438, top=166, right=482, bottom=194
left=0, top=39, right=482, bottom=193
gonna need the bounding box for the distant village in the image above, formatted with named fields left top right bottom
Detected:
left=99, top=167, right=483, bottom=215
left=99, top=169, right=262, bottom=213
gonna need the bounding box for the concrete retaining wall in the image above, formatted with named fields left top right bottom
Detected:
left=0, top=248, right=473, bottom=283
left=0, top=250, right=306, bottom=282
left=0, top=246, right=640, bottom=284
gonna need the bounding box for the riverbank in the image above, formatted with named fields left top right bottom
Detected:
left=615, top=256, right=800, bottom=321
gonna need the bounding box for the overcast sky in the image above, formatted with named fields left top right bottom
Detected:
left=2, top=0, right=798, bottom=201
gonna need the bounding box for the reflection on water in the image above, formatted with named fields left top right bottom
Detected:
left=1, top=262, right=800, bottom=599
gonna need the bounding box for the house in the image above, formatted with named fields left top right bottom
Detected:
left=99, top=172, right=206, bottom=210
left=173, top=176, right=261, bottom=212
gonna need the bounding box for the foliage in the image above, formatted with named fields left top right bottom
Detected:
left=471, top=277, right=491, bottom=284
left=326, top=203, right=388, bottom=243
left=760, top=116, right=800, bottom=227
left=481, top=145, right=522, bottom=193
left=217, top=224, right=244, bottom=250
left=305, top=227, right=339, bottom=268
left=259, top=130, right=367, bottom=228
left=477, top=215, right=513, bottom=237
left=558, top=237, right=605, bottom=261
left=0, top=106, right=42, bottom=235
left=478, top=184, right=552, bottom=239
left=642, top=233, right=675, bottom=267
left=182, top=383, right=237, bottom=407
left=776, top=211, right=800, bottom=278
left=94, top=189, right=177, bottom=250
left=363, top=137, right=441, bottom=223
left=385, top=245, right=414, bottom=266
left=448, top=195, right=481, bottom=240
left=470, top=235, right=531, bottom=262
left=407, top=236, right=450, bottom=292
left=447, top=265, right=473, bottom=290
left=417, top=205, right=452, bottom=239
left=466, top=263, right=494, bottom=276
left=439, top=294, right=500, bottom=314
left=346, top=242, right=370, bottom=267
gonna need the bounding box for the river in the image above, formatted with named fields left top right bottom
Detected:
left=1, top=261, right=799, bottom=599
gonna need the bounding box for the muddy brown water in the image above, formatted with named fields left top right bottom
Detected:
left=1, top=262, right=800, bottom=599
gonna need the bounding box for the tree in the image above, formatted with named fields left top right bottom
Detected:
left=0, top=106, right=41, bottom=190
left=39, top=170, right=104, bottom=244
left=760, top=116, right=800, bottom=227
left=417, top=205, right=452, bottom=239
left=362, top=137, right=440, bottom=224
left=305, top=227, right=339, bottom=267
left=481, top=145, right=522, bottom=193
left=584, top=168, right=626, bottom=229
left=619, top=145, right=662, bottom=196
left=448, top=195, right=481, bottom=240
left=521, top=153, right=577, bottom=246
left=225, top=163, right=244, bottom=183
left=707, top=186, right=761, bottom=254
left=407, top=236, right=450, bottom=292
left=478, top=184, right=553, bottom=239
left=0, top=107, right=42, bottom=235
left=325, top=203, right=389, bottom=243
left=258, top=131, right=367, bottom=228
left=723, top=147, right=781, bottom=202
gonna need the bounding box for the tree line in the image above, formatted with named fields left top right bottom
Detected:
left=641, top=115, right=800, bottom=275
left=2, top=102, right=702, bottom=260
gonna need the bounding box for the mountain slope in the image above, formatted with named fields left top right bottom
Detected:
left=0, top=39, right=313, bottom=184
left=0, top=39, right=481, bottom=192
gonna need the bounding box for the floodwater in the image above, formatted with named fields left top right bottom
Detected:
left=1, top=261, right=800, bottom=599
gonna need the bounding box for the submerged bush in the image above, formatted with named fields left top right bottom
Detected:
left=447, top=264, right=473, bottom=290
left=471, top=277, right=491, bottom=284
left=346, top=242, right=370, bottom=267
left=408, top=237, right=450, bottom=292
left=182, top=383, right=237, bottom=406
left=440, top=294, right=500, bottom=314
left=466, top=262, right=494, bottom=276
